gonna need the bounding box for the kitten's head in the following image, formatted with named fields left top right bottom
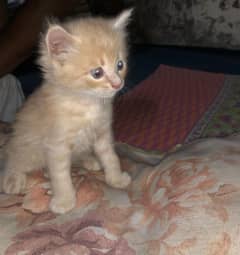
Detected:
left=39, top=9, right=132, bottom=98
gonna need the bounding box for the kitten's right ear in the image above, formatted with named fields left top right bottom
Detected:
left=113, top=8, right=133, bottom=30
left=46, top=25, right=75, bottom=58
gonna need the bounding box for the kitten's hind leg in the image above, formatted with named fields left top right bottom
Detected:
left=82, top=154, right=102, bottom=171
left=3, top=146, right=43, bottom=194
left=3, top=171, right=27, bottom=194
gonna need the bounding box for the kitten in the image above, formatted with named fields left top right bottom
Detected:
left=3, top=10, right=132, bottom=214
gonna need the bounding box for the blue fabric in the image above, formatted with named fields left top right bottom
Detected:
left=7, top=0, right=25, bottom=9
left=14, top=45, right=240, bottom=96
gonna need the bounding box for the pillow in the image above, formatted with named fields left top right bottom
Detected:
left=1, top=136, right=240, bottom=254
left=135, top=0, right=240, bottom=49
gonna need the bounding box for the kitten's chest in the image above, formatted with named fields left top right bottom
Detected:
left=69, top=102, right=111, bottom=150
left=64, top=99, right=110, bottom=126
left=84, top=103, right=110, bottom=127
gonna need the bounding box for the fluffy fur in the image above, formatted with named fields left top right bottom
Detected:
left=3, top=10, right=132, bottom=214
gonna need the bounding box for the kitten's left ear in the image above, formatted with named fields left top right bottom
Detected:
left=112, top=8, right=133, bottom=30
left=45, top=25, right=75, bottom=59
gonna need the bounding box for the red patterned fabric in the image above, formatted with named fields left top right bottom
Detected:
left=113, top=65, right=225, bottom=151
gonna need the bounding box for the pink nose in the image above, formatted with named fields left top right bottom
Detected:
left=111, top=83, right=122, bottom=89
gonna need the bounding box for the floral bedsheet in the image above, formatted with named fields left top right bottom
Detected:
left=1, top=136, right=240, bottom=254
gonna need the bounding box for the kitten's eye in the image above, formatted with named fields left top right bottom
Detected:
left=90, top=67, right=104, bottom=79
left=117, top=60, right=124, bottom=71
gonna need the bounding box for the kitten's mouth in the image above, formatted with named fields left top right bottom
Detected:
left=100, top=86, right=123, bottom=98
left=83, top=89, right=118, bottom=99
left=82, top=82, right=124, bottom=98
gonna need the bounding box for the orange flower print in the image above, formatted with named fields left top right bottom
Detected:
left=5, top=215, right=136, bottom=255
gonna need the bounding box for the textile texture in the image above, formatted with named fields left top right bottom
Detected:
left=1, top=135, right=240, bottom=254
left=114, top=65, right=225, bottom=151
left=135, top=0, right=240, bottom=49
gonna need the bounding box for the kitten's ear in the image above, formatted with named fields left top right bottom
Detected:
left=112, top=8, right=133, bottom=30
left=46, top=25, right=75, bottom=57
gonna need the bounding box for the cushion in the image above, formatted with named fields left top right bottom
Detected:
left=135, top=0, right=240, bottom=49
left=1, top=136, right=240, bottom=254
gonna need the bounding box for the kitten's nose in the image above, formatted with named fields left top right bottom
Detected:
left=111, top=83, right=122, bottom=89
left=106, top=73, right=122, bottom=89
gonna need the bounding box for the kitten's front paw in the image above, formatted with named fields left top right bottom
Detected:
left=106, top=172, right=131, bottom=189
left=3, top=172, right=27, bottom=194
left=49, top=193, right=76, bottom=214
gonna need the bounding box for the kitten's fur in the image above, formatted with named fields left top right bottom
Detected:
left=3, top=10, right=132, bottom=214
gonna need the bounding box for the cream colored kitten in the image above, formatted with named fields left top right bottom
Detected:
left=3, top=10, right=132, bottom=214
